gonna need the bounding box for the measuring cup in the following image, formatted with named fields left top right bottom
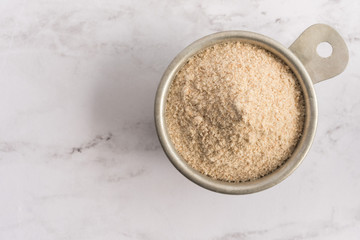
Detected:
left=155, top=24, right=349, bottom=194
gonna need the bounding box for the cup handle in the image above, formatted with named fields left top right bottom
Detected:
left=289, top=24, right=349, bottom=84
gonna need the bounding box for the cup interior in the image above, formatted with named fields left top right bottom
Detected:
left=155, top=31, right=318, bottom=194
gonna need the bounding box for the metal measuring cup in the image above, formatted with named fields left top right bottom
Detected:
left=155, top=24, right=349, bottom=194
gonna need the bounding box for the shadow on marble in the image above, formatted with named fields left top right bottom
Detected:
left=90, top=42, right=167, bottom=155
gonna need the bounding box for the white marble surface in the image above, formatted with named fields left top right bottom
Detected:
left=0, top=0, right=359, bottom=239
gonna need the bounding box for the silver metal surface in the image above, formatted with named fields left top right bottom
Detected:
left=154, top=24, right=348, bottom=194
left=289, top=24, right=349, bottom=84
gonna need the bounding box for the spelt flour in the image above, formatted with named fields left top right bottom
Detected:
left=165, top=41, right=305, bottom=182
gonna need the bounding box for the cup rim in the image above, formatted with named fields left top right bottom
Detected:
left=154, top=30, right=318, bottom=194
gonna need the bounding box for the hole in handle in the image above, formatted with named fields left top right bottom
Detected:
left=316, top=42, right=333, bottom=58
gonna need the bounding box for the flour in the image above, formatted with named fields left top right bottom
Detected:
left=166, top=41, right=305, bottom=182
